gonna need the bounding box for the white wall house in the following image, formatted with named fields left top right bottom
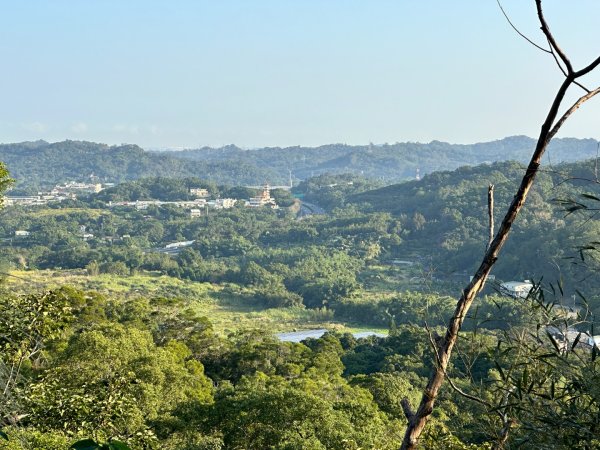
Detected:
left=499, top=280, right=534, bottom=299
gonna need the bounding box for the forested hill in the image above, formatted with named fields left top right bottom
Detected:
left=1, top=136, right=598, bottom=191
left=164, top=135, right=599, bottom=181
left=346, top=158, right=600, bottom=286
left=0, top=140, right=281, bottom=192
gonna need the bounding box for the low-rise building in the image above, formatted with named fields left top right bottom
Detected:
left=215, top=198, right=237, bottom=209
left=499, top=280, right=534, bottom=299
left=52, top=181, right=103, bottom=195
left=4, top=196, right=47, bottom=206
left=190, top=188, right=209, bottom=198
left=164, top=240, right=195, bottom=249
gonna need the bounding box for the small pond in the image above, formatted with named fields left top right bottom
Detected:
left=277, top=329, right=386, bottom=343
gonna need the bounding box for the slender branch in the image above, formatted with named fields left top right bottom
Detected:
left=548, top=87, right=600, bottom=141
left=496, top=0, right=551, bottom=54
left=574, top=55, right=600, bottom=79
left=547, top=38, right=568, bottom=76
left=536, top=0, right=573, bottom=73
left=424, top=324, right=493, bottom=409
left=545, top=38, right=591, bottom=93
left=497, top=1, right=589, bottom=92
left=400, top=3, right=600, bottom=448
left=574, top=81, right=591, bottom=94
left=401, top=54, right=600, bottom=450
left=493, top=417, right=515, bottom=450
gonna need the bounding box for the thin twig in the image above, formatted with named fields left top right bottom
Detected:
left=548, top=87, right=600, bottom=141
left=545, top=38, right=591, bottom=93
left=424, top=324, right=493, bottom=409
left=497, top=0, right=551, bottom=54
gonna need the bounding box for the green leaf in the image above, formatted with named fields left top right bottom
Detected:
left=581, top=193, right=600, bottom=202
left=572, top=332, right=582, bottom=351
left=0, top=429, right=8, bottom=440
left=494, top=360, right=506, bottom=381
left=546, top=331, right=561, bottom=353
left=70, top=439, right=101, bottom=450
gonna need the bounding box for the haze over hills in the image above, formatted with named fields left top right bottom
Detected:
left=0, top=136, right=598, bottom=191
left=164, top=135, right=600, bottom=180
left=0, top=140, right=279, bottom=192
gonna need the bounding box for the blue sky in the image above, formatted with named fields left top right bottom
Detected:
left=1, top=1, right=599, bottom=148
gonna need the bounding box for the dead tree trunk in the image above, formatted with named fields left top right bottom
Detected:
left=400, top=2, right=600, bottom=448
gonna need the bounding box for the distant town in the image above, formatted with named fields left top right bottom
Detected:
left=3, top=181, right=281, bottom=215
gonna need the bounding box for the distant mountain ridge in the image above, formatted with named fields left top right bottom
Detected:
left=159, top=135, right=599, bottom=180
left=0, top=136, right=598, bottom=191
left=0, top=140, right=280, bottom=191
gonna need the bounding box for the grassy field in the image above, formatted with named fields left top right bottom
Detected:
left=3, top=269, right=387, bottom=336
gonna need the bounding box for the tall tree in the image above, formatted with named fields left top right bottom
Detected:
left=401, top=2, right=600, bottom=448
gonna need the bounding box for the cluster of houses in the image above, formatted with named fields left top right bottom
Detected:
left=108, top=198, right=237, bottom=212
left=9, top=185, right=282, bottom=244
left=498, top=279, right=600, bottom=352
left=4, top=182, right=280, bottom=218
left=108, top=185, right=278, bottom=217
left=4, top=181, right=113, bottom=207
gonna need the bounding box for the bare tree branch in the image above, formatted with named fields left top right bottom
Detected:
left=545, top=37, right=591, bottom=93
left=497, top=1, right=590, bottom=92
left=424, top=324, right=493, bottom=409
left=573, top=55, right=600, bottom=78
left=496, top=0, right=551, bottom=54
left=548, top=87, right=600, bottom=141
left=400, top=2, right=600, bottom=448
left=536, top=0, right=573, bottom=73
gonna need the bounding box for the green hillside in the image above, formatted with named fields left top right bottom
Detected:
left=348, top=159, right=600, bottom=290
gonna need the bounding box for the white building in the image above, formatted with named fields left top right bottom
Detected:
left=499, top=280, right=534, bottom=299
left=4, top=196, right=47, bottom=206
left=14, top=230, right=30, bottom=237
left=215, top=198, right=237, bottom=209
left=164, top=240, right=195, bottom=249
left=190, top=188, right=209, bottom=198
left=190, top=208, right=202, bottom=218
left=52, top=181, right=103, bottom=195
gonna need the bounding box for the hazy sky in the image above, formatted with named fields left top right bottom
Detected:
left=1, top=1, right=599, bottom=148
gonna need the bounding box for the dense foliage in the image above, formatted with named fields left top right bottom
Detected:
left=2, top=155, right=600, bottom=448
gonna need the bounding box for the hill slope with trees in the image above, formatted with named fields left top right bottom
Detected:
left=166, top=135, right=599, bottom=181
left=1, top=136, right=598, bottom=192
